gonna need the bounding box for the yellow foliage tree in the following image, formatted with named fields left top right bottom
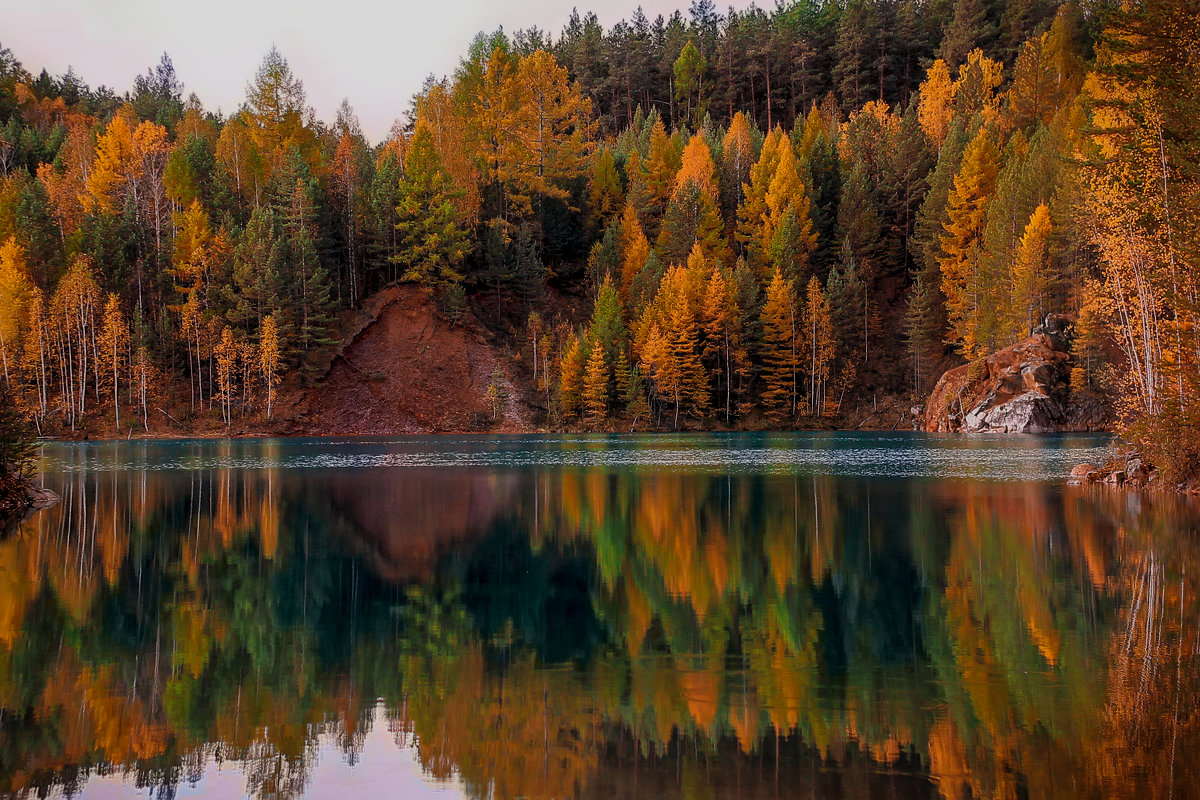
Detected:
left=499, top=49, right=594, bottom=217
left=642, top=115, right=680, bottom=234
left=801, top=276, right=836, bottom=416
left=762, top=143, right=817, bottom=277
left=0, top=237, right=32, bottom=390
left=559, top=333, right=585, bottom=419
left=98, top=293, right=129, bottom=431
left=581, top=339, right=609, bottom=427
left=735, top=127, right=783, bottom=270
left=918, top=59, right=956, bottom=149
left=214, top=326, right=238, bottom=425
left=617, top=202, right=651, bottom=310
left=938, top=128, right=1001, bottom=359
left=673, top=133, right=718, bottom=202
left=259, top=314, right=282, bottom=419
left=1009, top=203, right=1053, bottom=342
left=759, top=268, right=797, bottom=420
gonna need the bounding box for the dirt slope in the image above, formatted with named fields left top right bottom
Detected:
left=288, top=285, right=529, bottom=435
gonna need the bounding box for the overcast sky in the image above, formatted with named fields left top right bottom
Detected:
left=4, top=0, right=746, bottom=144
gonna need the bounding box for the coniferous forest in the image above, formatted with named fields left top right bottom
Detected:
left=0, top=0, right=1198, bottom=476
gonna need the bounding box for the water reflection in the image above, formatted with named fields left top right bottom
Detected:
left=1, top=435, right=1197, bottom=799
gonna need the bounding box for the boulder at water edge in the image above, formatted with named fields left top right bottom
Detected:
left=924, top=314, right=1108, bottom=434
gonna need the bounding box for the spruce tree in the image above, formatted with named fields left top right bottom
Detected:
left=904, top=261, right=946, bottom=399
left=936, top=0, right=995, bottom=68
left=392, top=125, right=470, bottom=289
left=911, top=119, right=969, bottom=277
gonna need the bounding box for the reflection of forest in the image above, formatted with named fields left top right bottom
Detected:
left=1, top=451, right=1198, bottom=799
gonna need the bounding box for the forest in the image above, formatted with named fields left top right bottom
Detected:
left=0, top=0, right=1197, bottom=474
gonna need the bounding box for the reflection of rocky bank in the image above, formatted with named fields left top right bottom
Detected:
left=0, top=473, right=57, bottom=532
left=924, top=315, right=1108, bottom=434
left=315, top=469, right=520, bottom=581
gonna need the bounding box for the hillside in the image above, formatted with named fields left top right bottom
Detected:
left=288, top=286, right=529, bottom=435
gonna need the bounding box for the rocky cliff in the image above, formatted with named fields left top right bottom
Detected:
left=288, top=285, right=530, bottom=435
left=924, top=314, right=1108, bottom=434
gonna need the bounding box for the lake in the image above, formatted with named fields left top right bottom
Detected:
left=2, top=432, right=1198, bottom=799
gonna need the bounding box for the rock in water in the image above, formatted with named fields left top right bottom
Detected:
left=26, top=486, right=59, bottom=509
left=924, top=314, right=1108, bottom=434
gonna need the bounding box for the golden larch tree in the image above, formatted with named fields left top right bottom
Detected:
left=617, top=203, right=651, bottom=310
left=938, top=128, right=1001, bottom=359
left=259, top=314, right=282, bottom=419
left=759, top=268, right=797, bottom=420
left=581, top=339, right=610, bottom=427
left=1009, top=203, right=1053, bottom=342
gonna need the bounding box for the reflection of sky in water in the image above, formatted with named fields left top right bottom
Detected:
left=40, top=432, right=1113, bottom=482
left=80, top=704, right=467, bottom=800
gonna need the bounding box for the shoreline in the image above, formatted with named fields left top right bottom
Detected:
left=33, top=425, right=1115, bottom=443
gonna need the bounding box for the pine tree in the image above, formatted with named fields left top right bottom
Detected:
left=912, top=119, right=969, bottom=279
left=283, top=177, right=335, bottom=358
left=759, top=268, right=796, bottom=420
left=904, top=262, right=946, bottom=400
left=673, top=40, right=708, bottom=129
left=232, top=207, right=285, bottom=328
left=836, top=164, right=885, bottom=362
left=657, top=179, right=728, bottom=267
left=590, top=275, right=625, bottom=368
left=624, top=362, right=650, bottom=429
left=767, top=209, right=809, bottom=284
left=936, top=0, right=994, bottom=68
left=510, top=225, right=547, bottom=309
left=938, top=127, right=1001, bottom=359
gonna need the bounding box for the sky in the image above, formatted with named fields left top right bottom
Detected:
left=4, top=0, right=742, bottom=144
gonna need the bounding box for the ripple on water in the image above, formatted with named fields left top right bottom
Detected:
left=38, top=433, right=1113, bottom=483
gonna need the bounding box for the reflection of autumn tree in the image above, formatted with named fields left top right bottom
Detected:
left=0, top=450, right=387, bottom=799
left=918, top=483, right=1117, bottom=800
left=1086, top=492, right=1200, bottom=799
left=4, top=447, right=1200, bottom=800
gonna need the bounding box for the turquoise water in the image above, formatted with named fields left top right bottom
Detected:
left=4, top=432, right=1199, bottom=799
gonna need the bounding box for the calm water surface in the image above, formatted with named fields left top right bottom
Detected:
left=3, top=432, right=1199, bottom=799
